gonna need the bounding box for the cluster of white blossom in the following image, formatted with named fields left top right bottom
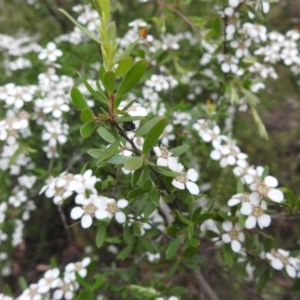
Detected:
left=153, top=145, right=200, bottom=195
left=263, top=248, right=300, bottom=279
left=16, top=257, right=91, bottom=300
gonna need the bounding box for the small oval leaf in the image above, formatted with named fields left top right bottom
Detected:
left=102, top=71, right=115, bottom=93
left=97, top=127, right=115, bottom=143
left=70, top=87, right=89, bottom=111
left=135, top=116, right=164, bottom=137
left=166, top=237, right=183, bottom=260
left=143, top=118, right=166, bottom=155
left=115, top=57, right=133, bottom=77
left=80, top=121, right=97, bottom=138
left=98, top=137, right=120, bottom=161
left=124, top=157, right=143, bottom=171
left=116, top=60, right=147, bottom=98
left=96, top=224, right=106, bottom=248
left=80, top=108, right=94, bottom=123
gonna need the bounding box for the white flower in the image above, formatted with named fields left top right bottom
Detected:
left=0, top=230, right=8, bottom=245
left=68, top=169, right=99, bottom=194
left=240, top=192, right=271, bottom=229
left=95, top=197, right=128, bottom=224
left=52, top=276, right=79, bottom=300
left=146, top=252, right=161, bottom=262
left=8, top=189, right=28, bottom=207
left=77, top=7, right=99, bottom=31
left=222, top=220, right=245, bottom=252
left=250, top=175, right=284, bottom=203
left=42, top=121, right=69, bottom=146
left=38, top=42, right=63, bottom=62
left=37, top=268, right=60, bottom=293
left=265, top=249, right=298, bottom=278
left=18, top=283, right=42, bottom=300
left=127, top=214, right=151, bottom=236
left=70, top=195, right=106, bottom=228
left=153, top=146, right=178, bottom=171
left=43, top=97, right=70, bottom=118
left=64, top=257, right=91, bottom=281
left=172, top=165, right=200, bottom=195
left=227, top=193, right=250, bottom=207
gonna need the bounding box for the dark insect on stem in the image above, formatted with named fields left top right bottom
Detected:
left=122, top=121, right=136, bottom=131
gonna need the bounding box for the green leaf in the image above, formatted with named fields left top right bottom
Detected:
left=261, top=166, right=269, bottom=180
left=132, top=167, right=144, bottom=187
left=80, top=121, right=97, bottom=138
left=117, top=241, right=135, bottom=260
left=107, top=21, right=117, bottom=44
left=75, top=272, right=90, bottom=288
left=166, top=263, right=178, bottom=278
left=97, top=137, right=120, bottom=161
left=102, top=71, right=115, bottom=93
left=58, top=9, right=101, bottom=44
left=138, top=237, right=157, bottom=254
left=115, top=57, right=133, bottom=77
left=223, top=244, right=233, bottom=267
left=178, top=190, right=194, bottom=204
left=116, top=116, right=144, bottom=123
left=127, top=188, right=147, bottom=199
left=257, top=269, right=270, bottom=292
left=176, top=210, right=190, bottom=225
left=143, top=118, right=166, bottom=155
left=212, top=16, right=221, bottom=37
left=150, top=189, right=160, bottom=206
left=97, top=126, right=115, bottom=143
left=166, top=237, right=183, bottom=259
left=116, top=60, right=147, bottom=98
left=96, top=224, right=106, bottom=248
left=189, top=238, right=200, bottom=247
left=124, top=157, right=143, bottom=171
left=250, top=106, right=268, bottom=140
left=238, top=214, right=247, bottom=229
left=99, top=65, right=105, bottom=81
left=94, top=0, right=110, bottom=21
left=194, top=212, right=214, bottom=224
left=88, top=149, right=128, bottom=164
left=135, top=116, right=165, bottom=137
left=80, top=108, right=94, bottom=123
left=18, top=276, right=28, bottom=290
left=144, top=200, right=157, bottom=218
left=92, top=274, right=106, bottom=289
left=114, top=39, right=139, bottom=64
left=154, top=167, right=181, bottom=177
left=169, top=145, right=189, bottom=157
left=187, top=225, right=194, bottom=240
left=264, top=237, right=273, bottom=253
left=237, top=179, right=244, bottom=194
left=78, top=73, right=108, bottom=104
left=70, top=87, right=89, bottom=111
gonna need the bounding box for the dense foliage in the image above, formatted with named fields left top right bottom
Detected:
left=1, top=0, right=300, bottom=299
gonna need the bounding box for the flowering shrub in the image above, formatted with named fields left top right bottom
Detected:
left=1, top=0, right=300, bottom=299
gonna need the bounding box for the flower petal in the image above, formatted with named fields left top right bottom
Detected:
left=70, top=207, right=84, bottom=220
left=186, top=181, right=200, bottom=195
left=264, top=176, right=278, bottom=187
left=222, top=220, right=233, bottom=231
left=172, top=179, right=185, bottom=190
left=117, top=199, right=128, bottom=208
left=267, top=189, right=284, bottom=203
left=245, top=215, right=256, bottom=229
left=187, top=168, right=198, bottom=182
left=231, top=240, right=241, bottom=253
left=81, top=215, right=92, bottom=228
left=115, top=211, right=126, bottom=224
